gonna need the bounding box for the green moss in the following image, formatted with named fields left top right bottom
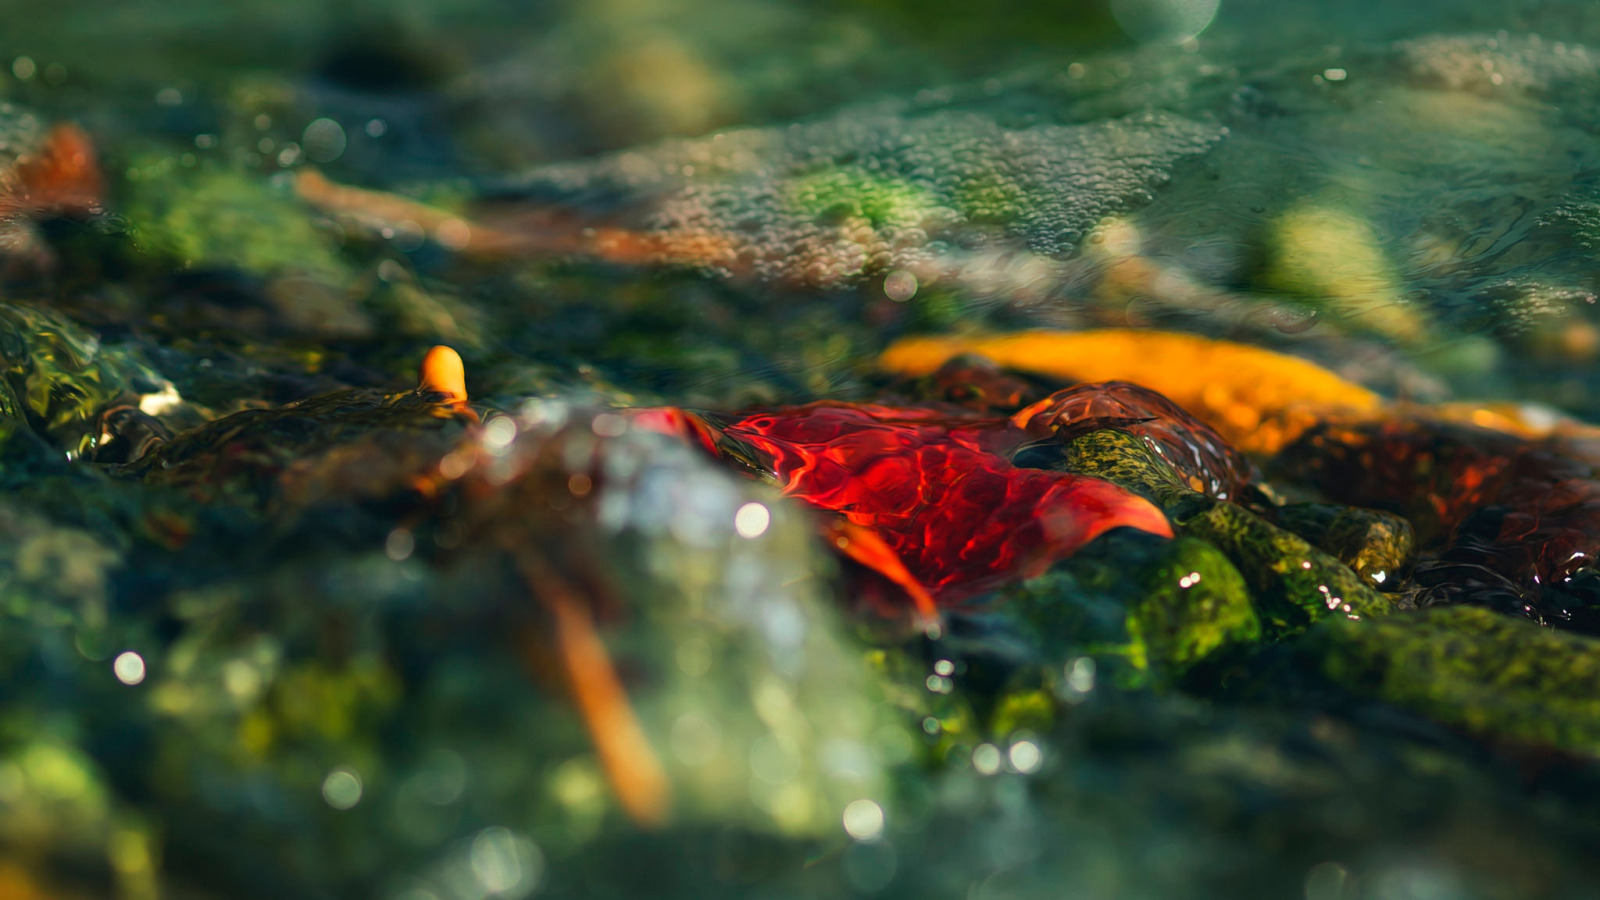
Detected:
left=1003, top=531, right=1257, bottom=685
left=1302, top=606, right=1600, bottom=755
left=1055, top=428, right=1390, bottom=635
left=1048, top=427, right=1199, bottom=513
left=121, top=156, right=348, bottom=280
left=1125, top=537, right=1259, bottom=676
left=989, top=688, right=1054, bottom=737
left=1268, top=502, right=1413, bottom=589
left=785, top=167, right=936, bottom=228
left=1183, top=503, right=1388, bottom=635
left=1005, top=554, right=1141, bottom=670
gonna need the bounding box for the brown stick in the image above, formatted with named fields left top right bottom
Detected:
left=517, top=552, right=671, bottom=826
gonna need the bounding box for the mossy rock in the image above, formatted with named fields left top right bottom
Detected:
left=1267, top=501, right=1413, bottom=589
left=121, top=156, right=348, bottom=281
left=1005, top=531, right=1258, bottom=684
left=1299, top=605, right=1600, bottom=756
left=1125, top=536, right=1259, bottom=676
left=1049, top=428, right=1390, bottom=635
left=785, top=167, right=938, bottom=229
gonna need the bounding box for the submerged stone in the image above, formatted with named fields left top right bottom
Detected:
left=1267, top=501, right=1414, bottom=589
left=1296, top=605, right=1600, bottom=757
left=498, top=107, right=1223, bottom=284
left=1122, top=536, right=1258, bottom=678
left=968, top=530, right=1254, bottom=691
left=1258, top=201, right=1423, bottom=344
left=0, top=302, right=178, bottom=464
left=1280, top=416, right=1600, bottom=633
left=1049, top=428, right=1390, bottom=634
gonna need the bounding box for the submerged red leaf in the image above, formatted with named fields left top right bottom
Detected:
left=692, top=400, right=1174, bottom=605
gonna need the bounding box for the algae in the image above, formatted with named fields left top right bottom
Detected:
left=1046, top=427, right=1391, bottom=634
left=1296, top=606, right=1600, bottom=757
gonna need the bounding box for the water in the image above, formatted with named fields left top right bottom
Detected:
left=3, top=2, right=1600, bottom=899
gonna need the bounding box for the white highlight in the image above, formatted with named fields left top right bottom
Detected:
left=113, top=652, right=146, bottom=685
left=734, top=502, right=771, bottom=539
left=842, top=799, right=885, bottom=841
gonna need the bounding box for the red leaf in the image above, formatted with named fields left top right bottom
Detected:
left=717, top=401, right=1173, bottom=604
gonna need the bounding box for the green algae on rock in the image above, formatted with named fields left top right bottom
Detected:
left=1183, top=501, right=1389, bottom=635
left=499, top=107, right=1223, bottom=283
left=0, top=302, right=180, bottom=463
left=122, top=159, right=347, bottom=278
left=1048, top=428, right=1390, bottom=634
left=860, top=531, right=1256, bottom=759
left=1266, top=501, right=1414, bottom=589
left=1124, top=536, right=1258, bottom=676
left=118, top=156, right=372, bottom=339
left=1295, top=605, right=1600, bottom=756
left=1006, top=532, right=1258, bottom=684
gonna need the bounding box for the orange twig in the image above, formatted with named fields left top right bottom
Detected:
left=518, top=554, right=671, bottom=827
left=296, top=169, right=530, bottom=257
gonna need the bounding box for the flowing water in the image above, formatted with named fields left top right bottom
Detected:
left=4, top=1, right=1600, bottom=899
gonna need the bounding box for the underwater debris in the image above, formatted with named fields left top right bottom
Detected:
left=294, top=169, right=520, bottom=257
left=120, top=349, right=899, bottom=833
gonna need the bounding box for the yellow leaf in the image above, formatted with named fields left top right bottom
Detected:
left=879, top=329, right=1381, bottom=454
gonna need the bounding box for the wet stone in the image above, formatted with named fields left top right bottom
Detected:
left=1291, top=605, right=1600, bottom=758
left=1265, top=502, right=1415, bottom=590
left=1047, top=428, right=1391, bottom=635
left=499, top=107, right=1224, bottom=284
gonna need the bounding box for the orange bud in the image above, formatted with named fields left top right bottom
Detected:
left=418, top=345, right=468, bottom=407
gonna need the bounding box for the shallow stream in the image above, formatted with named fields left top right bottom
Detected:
left=4, top=2, right=1600, bottom=899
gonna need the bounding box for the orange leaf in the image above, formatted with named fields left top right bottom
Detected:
left=881, top=329, right=1381, bottom=454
